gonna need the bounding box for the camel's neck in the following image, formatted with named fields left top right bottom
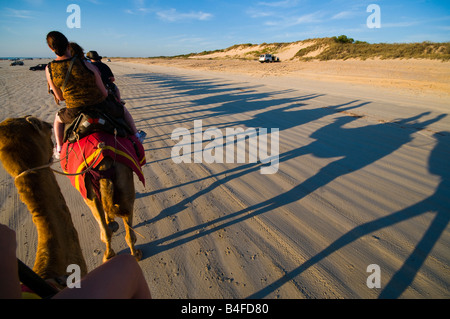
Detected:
left=14, top=169, right=87, bottom=280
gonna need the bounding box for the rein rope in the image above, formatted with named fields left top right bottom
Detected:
left=14, top=130, right=137, bottom=181
left=14, top=132, right=147, bottom=241
left=14, top=139, right=105, bottom=181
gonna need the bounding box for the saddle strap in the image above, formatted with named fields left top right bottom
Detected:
left=61, top=56, right=77, bottom=92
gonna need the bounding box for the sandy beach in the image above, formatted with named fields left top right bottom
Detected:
left=0, top=56, right=449, bottom=299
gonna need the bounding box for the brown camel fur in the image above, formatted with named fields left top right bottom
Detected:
left=0, top=116, right=87, bottom=282
left=0, top=116, right=142, bottom=265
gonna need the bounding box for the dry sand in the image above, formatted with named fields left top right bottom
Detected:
left=0, top=57, right=449, bottom=299
left=116, top=57, right=450, bottom=101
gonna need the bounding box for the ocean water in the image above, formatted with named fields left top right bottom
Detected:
left=0, top=57, right=51, bottom=60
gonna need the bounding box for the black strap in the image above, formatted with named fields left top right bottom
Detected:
left=17, top=259, right=59, bottom=299
left=61, top=56, right=77, bottom=92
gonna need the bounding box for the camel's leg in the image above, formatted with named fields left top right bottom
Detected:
left=84, top=181, right=116, bottom=262
left=113, top=162, right=142, bottom=260
left=122, top=214, right=142, bottom=261
left=83, top=158, right=117, bottom=261
left=99, top=178, right=120, bottom=233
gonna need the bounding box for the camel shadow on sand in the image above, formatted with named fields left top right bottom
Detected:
left=127, top=71, right=448, bottom=298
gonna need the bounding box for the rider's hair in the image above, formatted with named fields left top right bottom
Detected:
left=46, top=31, right=69, bottom=57
left=69, top=42, right=84, bottom=59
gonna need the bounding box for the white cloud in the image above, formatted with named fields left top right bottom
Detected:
left=246, top=8, right=273, bottom=18
left=331, top=11, right=355, bottom=20
left=157, top=9, right=213, bottom=22
left=125, top=0, right=155, bottom=15
left=258, top=0, right=300, bottom=8
left=4, top=8, right=34, bottom=19
left=265, top=11, right=323, bottom=28
left=23, top=0, right=44, bottom=6
left=125, top=7, right=154, bottom=15
left=293, top=12, right=321, bottom=24
left=382, top=21, right=417, bottom=28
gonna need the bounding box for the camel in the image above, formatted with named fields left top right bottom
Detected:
left=0, top=116, right=87, bottom=284
left=0, top=115, right=143, bottom=265
left=74, top=134, right=143, bottom=262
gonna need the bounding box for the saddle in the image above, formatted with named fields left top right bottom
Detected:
left=61, top=131, right=146, bottom=200
left=63, top=104, right=132, bottom=144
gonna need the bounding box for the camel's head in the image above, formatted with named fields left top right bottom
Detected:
left=0, top=116, right=53, bottom=177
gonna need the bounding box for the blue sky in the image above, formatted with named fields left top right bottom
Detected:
left=1, top=0, right=449, bottom=57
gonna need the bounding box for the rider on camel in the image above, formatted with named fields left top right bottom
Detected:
left=45, top=31, right=144, bottom=158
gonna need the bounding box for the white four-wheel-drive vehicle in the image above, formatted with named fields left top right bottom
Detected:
left=259, top=54, right=280, bottom=63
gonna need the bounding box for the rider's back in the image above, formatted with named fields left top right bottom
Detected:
left=47, top=57, right=104, bottom=109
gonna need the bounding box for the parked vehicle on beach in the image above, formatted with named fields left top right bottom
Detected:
left=29, top=64, right=46, bottom=71
left=10, top=61, right=24, bottom=66
left=259, top=54, right=280, bottom=63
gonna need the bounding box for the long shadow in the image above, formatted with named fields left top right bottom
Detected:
left=139, top=112, right=446, bottom=297
left=135, top=98, right=368, bottom=225
left=248, top=131, right=450, bottom=299
left=127, top=70, right=447, bottom=298
left=137, top=114, right=446, bottom=297
left=125, top=72, right=323, bottom=129
left=142, top=90, right=317, bottom=128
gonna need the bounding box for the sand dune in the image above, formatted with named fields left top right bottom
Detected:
left=0, top=58, right=449, bottom=298
left=190, top=40, right=315, bottom=61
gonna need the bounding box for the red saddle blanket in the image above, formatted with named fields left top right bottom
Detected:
left=60, top=132, right=146, bottom=199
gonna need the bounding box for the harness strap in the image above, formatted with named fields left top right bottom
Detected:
left=15, top=142, right=105, bottom=181
left=61, top=56, right=77, bottom=92
left=15, top=162, right=55, bottom=180
left=17, top=259, right=59, bottom=299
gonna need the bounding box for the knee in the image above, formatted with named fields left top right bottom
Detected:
left=113, top=254, right=140, bottom=272
left=54, top=113, right=63, bottom=124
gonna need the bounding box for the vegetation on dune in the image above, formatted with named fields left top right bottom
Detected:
left=140, top=36, right=450, bottom=61
left=242, top=42, right=295, bottom=59
left=294, top=36, right=450, bottom=61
